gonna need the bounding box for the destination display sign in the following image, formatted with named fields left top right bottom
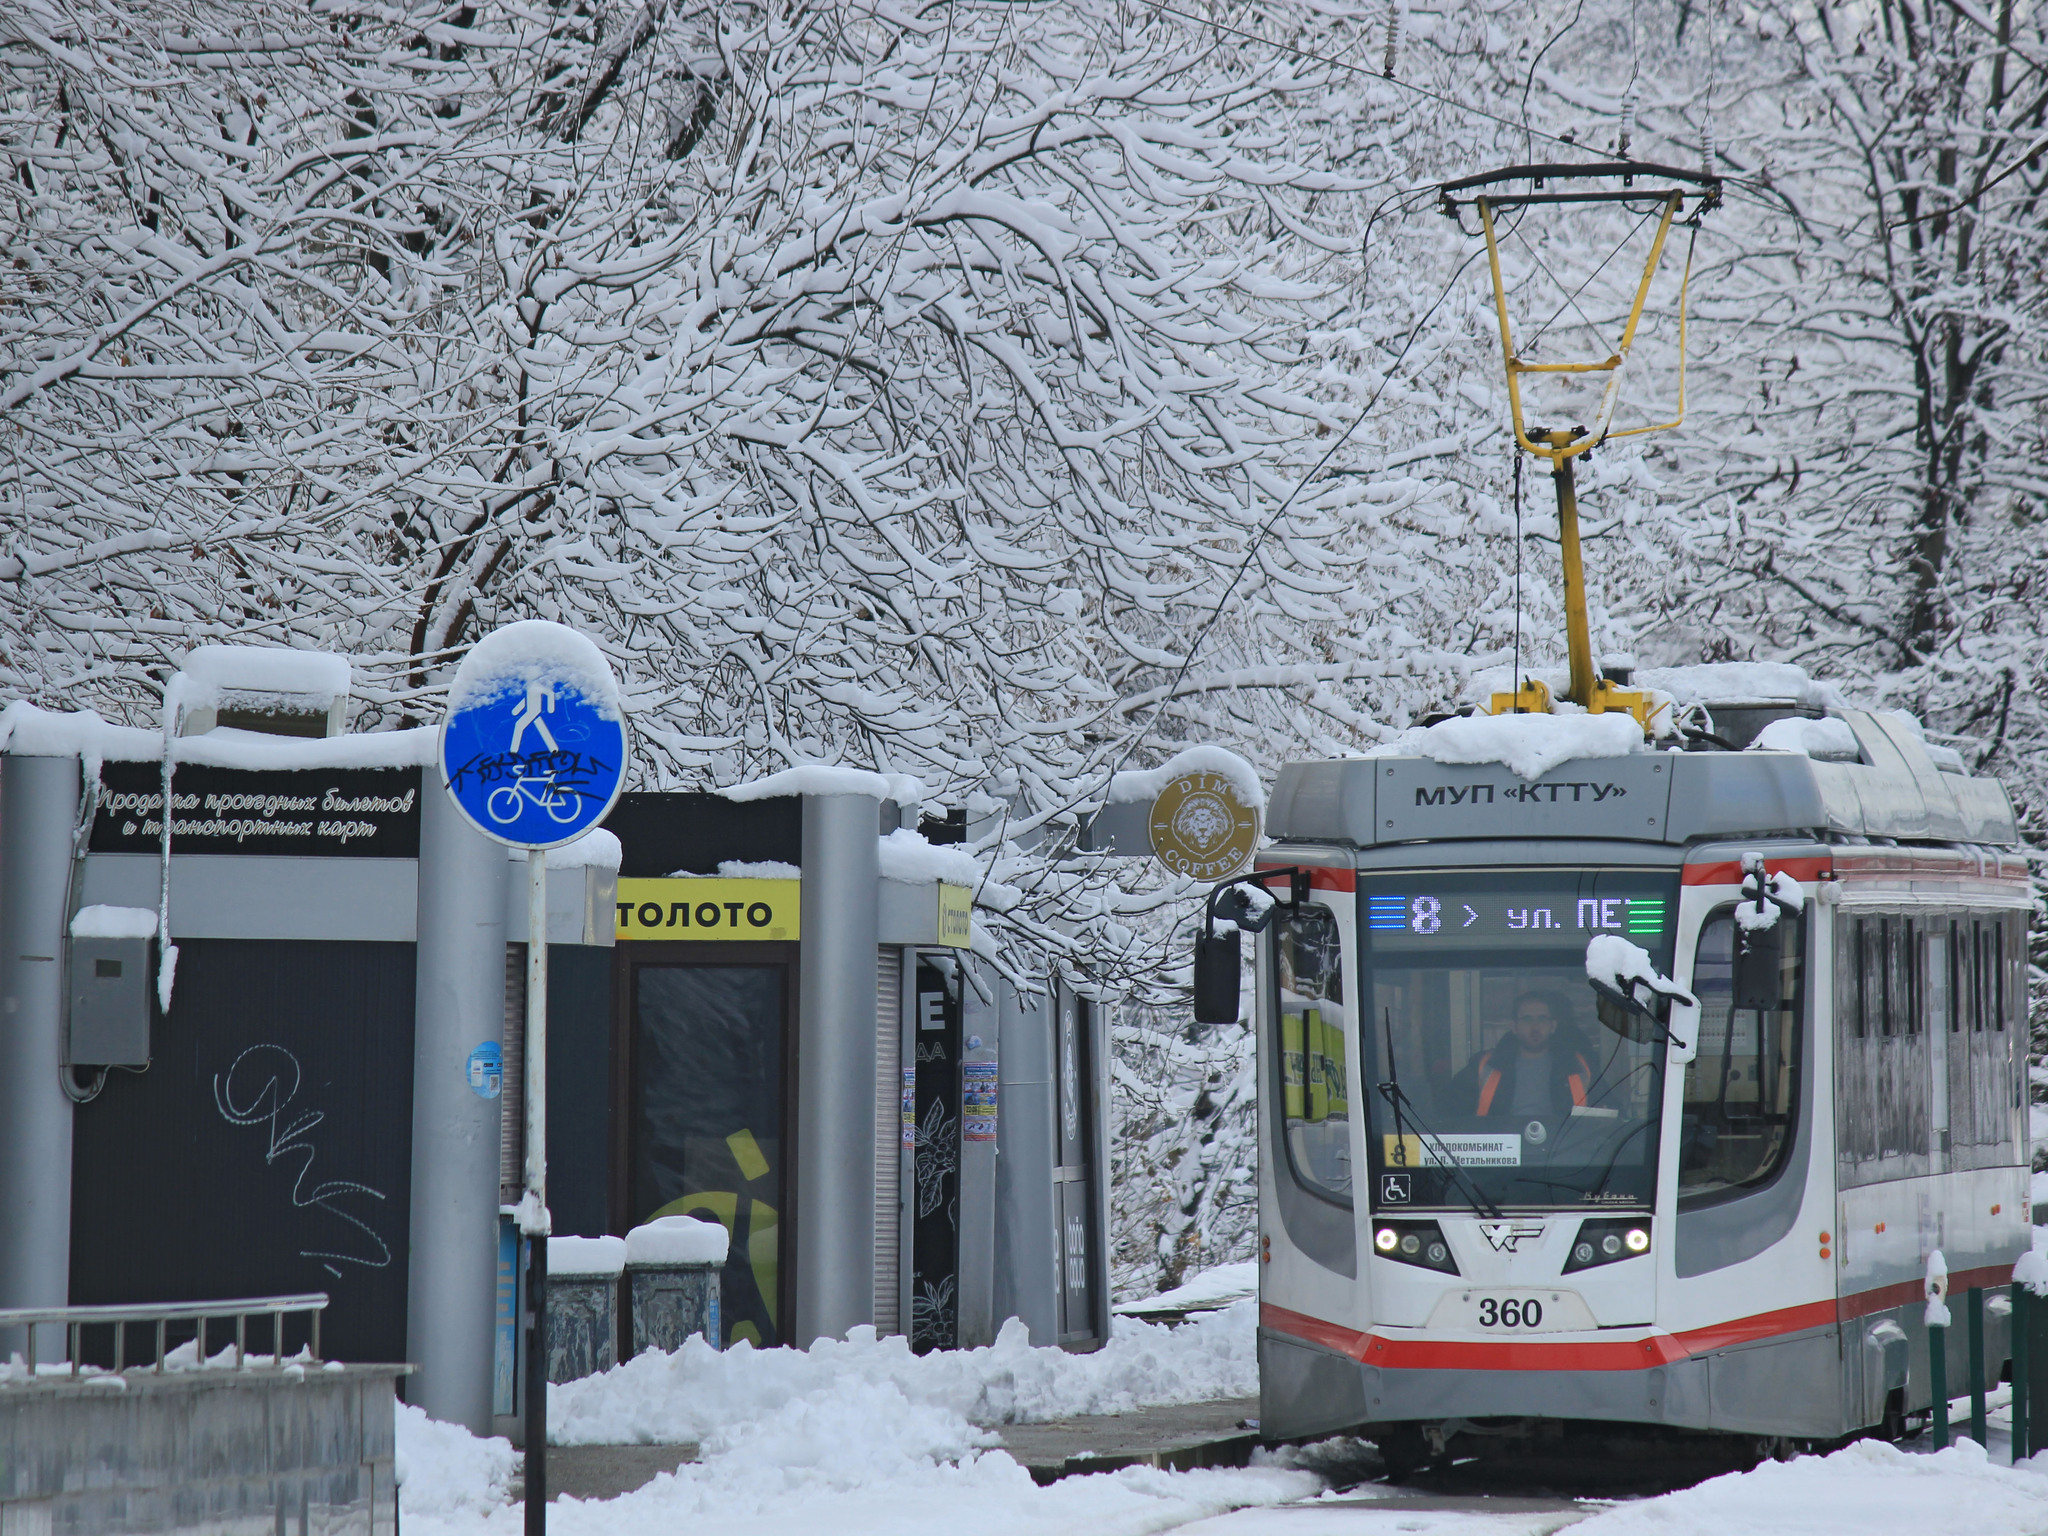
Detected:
left=1359, top=868, right=1677, bottom=956
left=614, top=877, right=799, bottom=941
left=89, top=762, right=422, bottom=858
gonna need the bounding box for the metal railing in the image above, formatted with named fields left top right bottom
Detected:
left=0, top=1293, right=328, bottom=1379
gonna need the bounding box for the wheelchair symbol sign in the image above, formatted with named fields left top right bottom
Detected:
left=439, top=622, right=627, bottom=849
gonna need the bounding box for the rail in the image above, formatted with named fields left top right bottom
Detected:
left=0, top=1293, right=329, bottom=1379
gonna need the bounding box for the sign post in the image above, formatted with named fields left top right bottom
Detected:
left=438, top=622, right=626, bottom=1534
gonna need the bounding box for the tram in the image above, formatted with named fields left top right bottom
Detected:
left=1200, top=689, right=2030, bottom=1463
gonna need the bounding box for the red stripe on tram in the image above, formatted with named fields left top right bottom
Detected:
left=1681, top=855, right=1831, bottom=887
left=1264, top=1266, right=2015, bottom=1375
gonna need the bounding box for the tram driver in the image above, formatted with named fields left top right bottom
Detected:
left=1458, top=991, right=1596, bottom=1122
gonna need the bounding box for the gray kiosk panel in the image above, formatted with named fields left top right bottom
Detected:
left=67, top=937, right=151, bottom=1067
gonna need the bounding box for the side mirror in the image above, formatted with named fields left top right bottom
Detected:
left=1193, top=928, right=1241, bottom=1024
left=1585, top=935, right=1698, bottom=1062
left=1589, top=975, right=1668, bottom=1044
left=1732, top=921, right=1784, bottom=1011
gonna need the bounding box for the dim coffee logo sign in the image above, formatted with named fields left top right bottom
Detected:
left=89, top=762, right=423, bottom=857
left=1148, top=769, right=1259, bottom=880
left=615, top=877, right=799, bottom=941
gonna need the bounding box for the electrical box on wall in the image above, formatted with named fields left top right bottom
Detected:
left=67, top=905, right=158, bottom=1067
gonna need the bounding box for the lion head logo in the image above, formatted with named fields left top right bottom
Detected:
left=1170, top=791, right=1234, bottom=853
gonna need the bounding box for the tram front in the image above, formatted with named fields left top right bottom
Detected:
left=1220, top=704, right=2023, bottom=1465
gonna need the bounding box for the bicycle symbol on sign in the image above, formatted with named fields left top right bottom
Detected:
left=484, top=682, right=581, bottom=825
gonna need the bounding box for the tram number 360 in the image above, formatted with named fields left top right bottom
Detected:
left=1476, top=1297, right=1543, bottom=1328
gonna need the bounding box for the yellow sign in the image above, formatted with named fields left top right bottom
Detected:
left=937, top=883, right=973, bottom=948
left=615, top=878, right=799, bottom=941
left=1149, top=769, right=1260, bottom=880
left=1383, top=1135, right=1425, bottom=1169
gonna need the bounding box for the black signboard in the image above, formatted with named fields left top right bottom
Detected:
left=89, top=762, right=422, bottom=858
left=909, top=958, right=963, bottom=1352
left=69, top=938, right=416, bottom=1364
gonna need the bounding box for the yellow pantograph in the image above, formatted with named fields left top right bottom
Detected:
left=1438, top=162, right=1720, bottom=727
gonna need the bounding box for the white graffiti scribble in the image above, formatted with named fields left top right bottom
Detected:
left=214, top=1044, right=392, bottom=1271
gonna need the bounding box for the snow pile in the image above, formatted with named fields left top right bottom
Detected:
left=447, top=621, right=623, bottom=719
left=721, top=765, right=896, bottom=802
left=1635, top=662, right=1844, bottom=710
left=179, top=645, right=351, bottom=708
left=716, top=860, right=801, bottom=879
left=624, top=1215, right=730, bottom=1267
left=531, top=828, right=622, bottom=871
left=1104, top=746, right=1263, bottom=810
left=394, top=1401, right=519, bottom=1522
left=1925, top=1250, right=1953, bottom=1328
left=1116, top=1260, right=1258, bottom=1316
left=1574, top=1438, right=2048, bottom=1536
left=397, top=1300, right=1303, bottom=1536
left=1375, top=711, right=1645, bottom=782
left=551, top=1303, right=1256, bottom=1446
left=550, top=1236, right=628, bottom=1277
left=1734, top=870, right=1805, bottom=930
left=1751, top=715, right=1862, bottom=760
left=0, top=699, right=438, bottom=768
left=2014, top=1223, right=2048, bottom=1297
left=70, top=904, right=160, bottom=939
left=878, top=827, right=982, bottom=887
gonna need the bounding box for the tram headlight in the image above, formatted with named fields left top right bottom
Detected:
left=1563, top=1218, right=1652, bottom=1274
left=1370, top=1220, right=1460, bottom=1275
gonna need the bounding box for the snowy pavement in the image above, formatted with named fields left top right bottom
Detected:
left=396, top=1298, right=2048, bottom=1536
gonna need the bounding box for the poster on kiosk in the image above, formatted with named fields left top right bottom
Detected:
left=439, top=621, right=627, bottom=1530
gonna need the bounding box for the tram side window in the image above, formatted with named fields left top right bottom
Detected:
left=1275, top=903, right=1352, bottom=1204
left=1948, top=914, right=2023, bottom=1169
left=1681, top=906, right=1803, bottom=1204
left=1838, top=911, right=1932, bottom=1186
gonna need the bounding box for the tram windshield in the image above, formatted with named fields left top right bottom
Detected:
left=1357, top=869, right=1679, bottom=1213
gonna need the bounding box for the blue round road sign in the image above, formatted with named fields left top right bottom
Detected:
left=439, top=622, right=627, bottom=849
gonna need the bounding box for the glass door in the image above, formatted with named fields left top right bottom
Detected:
left=628, top=956, right=792, bottom=1347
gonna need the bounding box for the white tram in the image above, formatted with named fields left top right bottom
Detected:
left=1215, top=690, right=2030, bottom=1463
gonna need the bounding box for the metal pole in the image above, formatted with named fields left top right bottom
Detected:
left=2012, top=1283, right=2030, bottom=1462
left=522, top=847, right=548, bottom=1533
left=1545, top=431, right=1598, bottom=707
left=1930, top=1318, right=1949, bottom=1450
left=1969, top=1286, right=1988, bottom=1447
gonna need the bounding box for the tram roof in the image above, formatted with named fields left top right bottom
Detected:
left=1268, top=708, right=2016, bottom=851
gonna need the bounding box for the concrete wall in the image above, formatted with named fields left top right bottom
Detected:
left=0, top=1365, right=402, bottom=1535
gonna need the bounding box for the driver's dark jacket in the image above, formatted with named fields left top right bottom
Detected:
left=1460, top=1042, right=1593, bottom=1118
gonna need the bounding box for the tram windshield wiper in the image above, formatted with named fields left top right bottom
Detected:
left=1379, top=1007, right=1503, bottom=1222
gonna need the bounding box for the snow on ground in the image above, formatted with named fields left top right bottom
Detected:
left=396, top=1286, right=2048, bottom=1536
left=1117, top=1261, right=1259, bottom=1317
left=399, top=1302, right=1273, bottom=1536
left=548, top=1303, right=1257, bottom=1445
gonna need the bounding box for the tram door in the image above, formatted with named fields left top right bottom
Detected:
left=623, top=944, right=795, bottom=1348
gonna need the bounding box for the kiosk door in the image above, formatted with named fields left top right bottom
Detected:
left=1053, top=983, right=1100, bottom=1345
left=908, top=957, right=964, bottom=1351
left=622, top=944, right=795, bottom=1348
